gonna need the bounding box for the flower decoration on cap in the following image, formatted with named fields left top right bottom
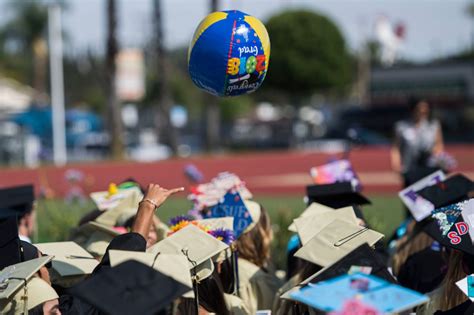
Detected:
left=168, top=215, right=209, bottom=235
left=209, top=228, right=235, bottom=245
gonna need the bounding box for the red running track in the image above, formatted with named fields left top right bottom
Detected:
left=1, top=145, right=473, bottom=197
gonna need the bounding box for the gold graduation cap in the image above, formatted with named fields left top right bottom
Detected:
left=288, top=202, right=334, bottom=232
left=69, top=221, right=121, bottom=258
left=294, top=219, right=384, bottom=267
left=0, top=256, right=57, bottom=314
left=294, top=206, right=358, bottom=245
left=34, top=241, right=99, bottom=287
left=147, top=224, right=229, bottom=282
left=94, top=187, right=143, bottom=227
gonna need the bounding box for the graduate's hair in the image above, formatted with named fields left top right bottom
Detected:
left=437, top=250, right=468, bottom=311
left=216, top=257, right=235, bottom=294
left=236, top=204, right=273, bottom=268
left=391, top=221, right=434, bottom=275
left=177, top=269, right=230, bottom=315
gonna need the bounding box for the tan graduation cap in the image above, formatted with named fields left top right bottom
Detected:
left=108, top=250, right=192, bottom=292
left=288, top=202, right=334, bottom=232
left=69, top=221, right=121, bottom=258
left=94, top=187, right=143, bottom=227
left=35, top=241, right=99, bottom=286
left=294, top=219, right=384, bottom=267
left=147, top=224, right=229, bottom=282
left=294, top=206, right=358, bottom=245
left=0, top=256, right=58, bottom=314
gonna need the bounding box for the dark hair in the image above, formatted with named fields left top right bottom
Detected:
left=196, top=269, right=230, bottom=315
left=29, top=303, right=44, bottom=315
left=216, top=257, right=235, bottom=294
left=408, top=96, right=433, bottom=121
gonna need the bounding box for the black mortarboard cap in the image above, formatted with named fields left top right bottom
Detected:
left=397, top=245, right=448, bottom=293
left=69, top=260, right=189, bottom=315
left=0, top=184, right=35, bottom=219
left=417, top=174, right=473, bottom=209
left=0, top=216, right=22, bottom=269
left=404, top=167, right=440, bottom=187
left=306, top=182, right=371, bottom=209
left=307, top=243, right=396, bottom=285
left=434, top=300, right=474, bottom=315
left=423, top=202, right=474, bottom=255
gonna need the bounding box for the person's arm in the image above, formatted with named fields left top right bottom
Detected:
left=432, top=122, right=444, bottom=154
left=132, top=184, right=184, bottom=240
left=391, top=135, right=402, bottom=173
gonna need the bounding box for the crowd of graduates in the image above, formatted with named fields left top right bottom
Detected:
left=0, top=165, right=473, bottom=315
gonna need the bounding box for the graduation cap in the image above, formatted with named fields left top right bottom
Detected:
left=397, top=244, right=448, bottom=293
left=424, top=200, right=474, bottom=255
left=306, top=182, right=371, bottom=209
left=0, top=185, right=34, bottom=219
left=305, top=243, right=396, bottom=285
left=0, top=256, right=57, bottom=314
left=69, top=260, right=190, bottom=315
left=69, top=221, right=121, bottom=258
left=0, top=217, right=22, bottom=270
left=417, top=174, right=474, bottom=209
left=108, top=250, right=193, bottom=293
left=288, top=202, right=334, bottom=232
left=294, top=206, right=358, bottom=245
left=294, top=219, right=384, bottom=267
left=289, top=273, right=428, bottom=314
left=147, top=224, right=229, bottom=282
left=94, top=187, right=142, bottom=227
left=195, top=217, right=234, bottom=231
left=34, top=241, right=99, bottom=287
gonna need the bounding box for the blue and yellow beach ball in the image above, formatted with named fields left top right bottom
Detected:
left=188, top=10, right=270, bottom=97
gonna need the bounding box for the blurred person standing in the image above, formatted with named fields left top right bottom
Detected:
left=391, top=98, right=444, bottom=187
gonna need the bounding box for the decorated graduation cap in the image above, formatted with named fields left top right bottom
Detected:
left=207, top=191, right=260, bottom=237
left=69, top=221, right=121, bottom=258
left=309, top=159, right=362, bottom=190
left=289, top=273, right=428, bottom=314
left=294, top=219, right=384, bottom=267
left=0, top=256, right=57, bottom=314
left=94, top=187, right=143, bottom=227
left=417, top=174, right=474, bottom=209
left=0, top=185, right=35, bottom=219
left=34, top=241, right=99, bottom=287
left=294, top=206, right=358, bottom=245
left=90, top=184, right=143, bottom=212
left=306, top=181, right=371, bottom=209
left=288, top=202, right=334, bottom=233
left=69, top=260, right=189, bottom=315
left=399, top=170, right=446, bottom=221
left=424, top=199, right=474, bottom=255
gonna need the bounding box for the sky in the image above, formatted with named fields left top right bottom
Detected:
left=2, top=0, right=473, bottom=61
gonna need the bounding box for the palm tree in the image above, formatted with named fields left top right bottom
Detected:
left=153, top=0, right=179, bottom=154
left=105, top=0, right=124, bottom=159
left=2, top=2, right=49, bottom=93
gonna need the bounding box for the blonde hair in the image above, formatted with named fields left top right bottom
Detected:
left=437, top=250, right=468, bottom=311
left=236, top=204, right=273, bottom=268
left=392, top=221, right=434, bottom=275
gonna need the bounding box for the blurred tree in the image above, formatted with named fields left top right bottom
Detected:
left=264, top=10, right=352, bottom=99
left=105, top=0, right=124, bottom=159
left=153, top=0, right=179, bottom=154
left=0, top=2, right=49, bottom=93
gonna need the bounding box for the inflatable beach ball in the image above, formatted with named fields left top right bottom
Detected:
left=188, top=10, right=270, bottom=97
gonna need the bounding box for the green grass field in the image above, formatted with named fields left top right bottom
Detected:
left=35, top=194, right=404, bottom=269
